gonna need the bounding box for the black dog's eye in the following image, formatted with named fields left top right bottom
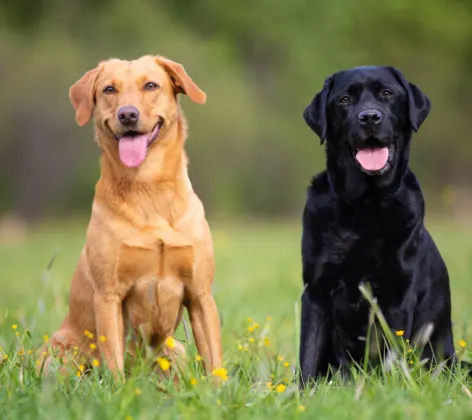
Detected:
left=381, top=89, right=393, bottom=99
left=339, top=95, right=351, bottom=105
left=144, top=82, right=160, bottom=91
left=103, top=85, right=117, bottom=94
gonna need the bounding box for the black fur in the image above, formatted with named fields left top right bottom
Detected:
left=299, top=66, right=460, bottom=386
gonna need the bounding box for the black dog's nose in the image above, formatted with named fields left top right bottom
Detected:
left=118, top=106, right=140, bottom=126
left=358, top=109, right=382, bottom=125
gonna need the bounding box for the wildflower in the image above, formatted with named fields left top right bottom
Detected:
left=263, top=338, right=270, bottom=347
left=248, top=326, right=254, bottom=333
left=27, top=350, right=33, bottom=355
left=266, top=316, right=272, bottom=322
left=247, top=318, right=253, bottom=323
left=284, top=362, right=290, bottom=368
left=89, top=343, right=97, bottom=351
left=195, top=354, right=202, bottom=361
left=125, top=416, right=133, bottom=420
left=99, top=335, right=106, bottom=343
left=165, top=337, right=176, bottom=349
left=409, top=360, right=414, bottom=365
left=18, top=350, right=25, bottom=356
left=78, top=364, right=85, bottom=372
left=36, top=360, right=40, bottom=365
left=15, top=332, right=20, bottom=336
left=92, top=359, right=100, bottom=367
left=238, top=344, right=243, bottom=351
left=277, top=355, right=284, bottom=362
left=134, top=388, right=142, bottom=396
left=249, top=337, right=255, bottom=343
left=395, top=330, right=404, bottom=337
left=76, top=371, right=82, bottom=378
left=298, top=405, right=306, bottom=412
left=84, top=330, right=94, bottom=339
left=190, top=378, right=198, bottom=386
left=276, top=383, right=286, bottom=393
left=43, top=335, right=49, bottom=343
left=12, top=325, right=18, bottom=330
left=3, top=355, right=8, bottom=360
left=253, top=323, right=260, bottom=329
left=212, top=367, right=229, bottom=381
left=459, top=339, right=467, bottom=349
left=267, top=381, right=273, bottom=389
left=157, top=357, right=170, bottom=371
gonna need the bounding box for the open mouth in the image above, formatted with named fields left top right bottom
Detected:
left=354, top=143, right=395, bottom=175
left=115, top=119, right=164, bottom=168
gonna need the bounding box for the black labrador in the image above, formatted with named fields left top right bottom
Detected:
left=299, top=66, right=458, bottom=386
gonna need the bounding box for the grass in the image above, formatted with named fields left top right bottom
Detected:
left=1, top=217, right=472, bottom=419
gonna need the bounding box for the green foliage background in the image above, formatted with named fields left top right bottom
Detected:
left=0, top=0, right=470, bottom=221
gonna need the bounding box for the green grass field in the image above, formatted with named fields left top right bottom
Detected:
left=1, top=218, right=472, bottom=419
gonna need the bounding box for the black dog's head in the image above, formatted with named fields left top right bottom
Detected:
left=304, top=66, right=430, bottom=197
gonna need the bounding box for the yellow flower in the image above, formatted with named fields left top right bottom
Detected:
left=459, top=339, right=467, bottom=349
left=298, top=405, right=306, bottom=412
left=263, top=338, right=270, bottom=347
left=212, top=367, right=229, bottom=381
left=18, top=350, right=24, bottom=356
left=3, top=355, right=8, bottom=360
left=99, top=335, right=106, bottom=343
left=247, top=318, right=253, bottom=323
left=89, top=343, right=97, bottom=350
left=190, top=378, right=198, bottom=386
left=266, top=316, right=272, bottom=322
left=12, top=324, right=18, bottom=330
left=36, top=360, right=40, bottom=366
left=277, top=356, right=284, bottom=362
left=27, top=350, right=33, bottom=355
left=276, top=383, right=286, bottom=393
left=15, top=332, right=20, bottom=336
left=395, top=330, right=404, bottom=337
left=283, top=362, right=290, bottom=368
left=157, top=357, right=171, bottom=371
left=76, top=371, right=82, bottom=377
left=125, top=416, right=133, bottom=420
left=266, top=381, right=273, bottom=390
left=165, top=337, right=176, bottom=349
left=248, top=326, right=254, bottom=333
left=92, top=359, right=100, bottom=367
left=134, top=388, right=142, bottom=396
left=43, top=335, right=49, bottom=343
left=253, top=323, right=260, bottom=329
left=409, top=360, right=414, bottom=365
left=78, top=364, right=85, bottom=372
left=195, top=354, right=202, bottom=361
left=249, top=337, right=255, bottom=343
left=238, top=344, right=243, bottom=351
left=84, top=330, right=94, bottom=339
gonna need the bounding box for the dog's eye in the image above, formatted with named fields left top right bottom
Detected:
left=144, top=82, right=160, bottom=91
left=103, top=86, right=117, bottom=95
left=339, top=95, right=351, bottom=104
left=381, top=89, right=393, bottom=99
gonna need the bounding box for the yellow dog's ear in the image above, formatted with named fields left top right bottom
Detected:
left=155, top=56, right=206, bottom=104
left=69, top=67, right=100, bottom=126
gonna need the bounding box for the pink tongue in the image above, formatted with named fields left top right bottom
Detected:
left=118, top=134, right=148, bottom=168
left=355, top=147, right=389, bottom=171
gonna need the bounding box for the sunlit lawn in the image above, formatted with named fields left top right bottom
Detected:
left=1, top=218, right=472, bottom=419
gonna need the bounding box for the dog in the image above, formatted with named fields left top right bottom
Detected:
left=299, top=65, right=459, bottom=386
left=38, top=55, right=223, bottom=379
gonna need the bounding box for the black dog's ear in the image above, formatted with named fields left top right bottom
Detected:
left=390, top=67, right=431, bottom=132
left=303, top=77, right=333, bottom=144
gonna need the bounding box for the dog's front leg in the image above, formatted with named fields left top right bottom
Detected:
left=299, top=290, right=332, bottom=388
left=93, top=291, right=125, bottom=378
left=187, top=290, right=223, bottom=374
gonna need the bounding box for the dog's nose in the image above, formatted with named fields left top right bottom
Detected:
left=118, top=106, right=140, bottom=126
left=358, top=109, right=382, bottom=125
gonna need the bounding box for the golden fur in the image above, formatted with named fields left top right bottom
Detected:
left=38, top=55, right=222, bottom=379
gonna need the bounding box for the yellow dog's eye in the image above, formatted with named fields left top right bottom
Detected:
left=339, top=95, right=350, bottom=104
left=144, top=82, right=159, bottom=91
left=103, top=85, right=116, bottom=94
